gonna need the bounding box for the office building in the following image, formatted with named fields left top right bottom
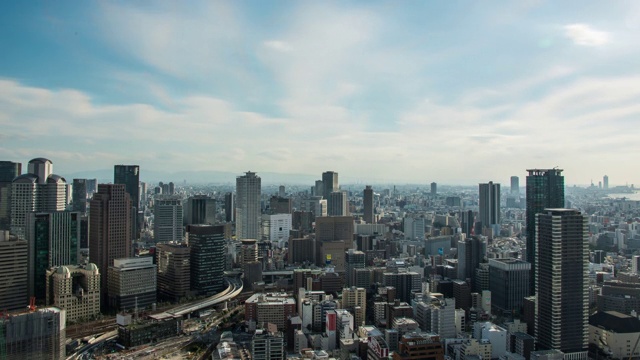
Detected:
left=404, top=216, right=426, bottom=240
left=89, top=184, right=132, bottom=305
left=603, top=175, right=609, bottom=189
left=224, top=192, right=235, bottom=222
left=0, top=231, right=28, bottom=311
left=154, top=199, right=183, bottom=243
left=383, top=271, right=422, bottom=303
left=252, top=327, right=285, bottom=360
left=156, top=243, right=191, bottom=301
left=11, top=158, right=66, bottom=239
left=188, top=224, right=225, bottom=295
left=107, top=257, right=157, bottom=311
left=526, top=168, right=564, bottom=295
left=393, top=332, right=444, bottom=360
left=322, top=171, right=339, bottom=215
left=345, top=249, right=365, bottom=287
left=184, top=195, right=216, bottom=226
left=431, top=182, right=437, bottom=196
left=236, top=171, right=261, bottom=240
left=244, top=293, right=296, bottom=331
left=489, top=258, right=530, bottom=316
left=114, top=165, right=140, bottom=210
left=329, top=191, right=348, bottom=216
left=261, top=213, right=291, bottom=243
left=26, top=211, right=81, bottom=300
left=85, top=179, right=98, bottom=196
left=0, top=307, right=66, bottom=360
left=511, top=176, right=520, bottom=197
left=363, top=185, right=374, bottom=223
left=457, top=236, right=484, bottom=287
left=535, top=209, right=588, bottom=357
left=289, top=237, right=314, bottom=265
left=301, top=196, right=327, bottom=218
left=342, top=286, right=367, bottom=327
left=479, top=181, right=500, bottom=231
left=316, top=216, right=354, bottom=242
left=0, top=161, right=21, bottom=231
left=589, top=311, right=640, bottom=360
left=71, top=179, right=88, bottom=214
left=46, top=263, right=100, bottom=322
left=268, top=196, right=292, bottom=215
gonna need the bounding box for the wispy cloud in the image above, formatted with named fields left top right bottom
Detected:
left=564, top=23, right=609, bottom=46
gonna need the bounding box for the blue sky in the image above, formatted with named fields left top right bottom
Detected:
left=1, top=1, right=639, bottom=185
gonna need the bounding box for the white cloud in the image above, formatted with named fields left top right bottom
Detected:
left=564, top=23, right=609, bottom=46
left=263, top=40, right=293, bottom=53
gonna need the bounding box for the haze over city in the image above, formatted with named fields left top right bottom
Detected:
left=1, top=1, right=639, bottom=185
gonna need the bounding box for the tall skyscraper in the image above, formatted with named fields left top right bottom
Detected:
left=71, top=179, right=88, bottom=214
left=526, top=168, right=564, bottom=295
left=0, top=161, right=21, bottom=231
left=322, top=171, right=339, bottom=215
left=154, top=199, right=183, bottom=243
left=183, top=195, right=215, bottom=226
left=156, top=243, right=191, bottom=301
left=11, top=158, right=66, bottom=239
left=224, top=192, right=235, bottom=222
left=113, top=165, right=140, bottom=210
left=26, top=211, right=81, bottom=300
left=603, top=175, right=609, bottom=189
left=431, top=182, right=437, bottom=196
left=535, top=209, right=588, bottom=357
left=345, top=249, right=365, bottom=287
left=363, top=185, right=374, bottom=224
left=329, top=191, right=348, bottom=216
left=89, top=184, right=132, bottom=305
left=0, top=231, right=28, bottom=311
left=236, top=172, right=261, bottom=240
left=478, top=181, right=500, bottom=230
left=315, top=180, right=324, bottom=197
left=510, top=176, right=519, bottom=197
left=188, top=224, right=225, bottom=295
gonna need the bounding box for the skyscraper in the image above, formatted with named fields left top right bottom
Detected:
left=603, top=175, right=609, bottom=189
left=478, top=181, right=500, bottom=230
left=224, top=192, right=235, bottom=222
left=154, top=199, right=183, bottom=243
left=26, top=211, right=81, bottom=300
left=363, top=185, right=374, bottom=224
left=0, top=161, right=21, bottom=231
left=322, top=171, right=339, bottom=215
left=236, top=172, right=261, bottom=240
left=431, top=182, right=437, bottom=196
left=183, top=195, right=215, bottom=226
left=345, top=249, right=365, bottom=287
left=0, top=231, right=28, bottom=311
left=535, top=209, right=588, bottom=357
left=89, top=184, right=132, bottom=305
left=488, top=258, right=530, bottom=316
left=113, top=165, right=140, bottom=209
left=526, top=168, right=564, bottom=295
left=11, top=158, right=66, bottom=239
left=329, top=191, right=348, bottom=216
left=188, top=224, right=225, bottom=295
left=71, top=179, right=88, bottom=214
left=510, top=176, right=519, bottom=197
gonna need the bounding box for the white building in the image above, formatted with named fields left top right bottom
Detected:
left=261, top=213, right=292, bottom=246
left=236, top=171, right=261, bottom=240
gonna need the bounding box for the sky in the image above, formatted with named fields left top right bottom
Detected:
left=1, top=1, right=639, bottom=186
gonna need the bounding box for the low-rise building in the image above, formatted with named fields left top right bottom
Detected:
left=245, top=293, right=296, bottom=331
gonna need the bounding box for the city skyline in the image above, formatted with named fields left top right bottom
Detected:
left=1, top=2, right=639, bottom=185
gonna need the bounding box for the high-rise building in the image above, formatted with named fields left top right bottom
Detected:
left=526, top=168, right=564, bottom=295
left=314, top=180, right=324, bottom=197
left=184, top=195, right=216, bottom=226
left=156, top=243, right=191, bottom=301
left=460, top=210, right=474, bottom=237
left=603, top=175, right=609, bottom=189
left=329, top=191, right=348, bottom=216
left=46, top=263, right=100, bottom=322
left=478, top=182, right=500, bottom=230
left=342, top=286, right=367, bottom=327
left=71, top=179, right=88, bottom=214
left=154, top=199, right=183, bottom=243
left=224, top=192, right=235, bottom=222
left=301, top=197, right=327, bottom=218
left=383, top=272, right=422, bottom=303
left=322, top=171, right=339, bottom=215
left=510, top=176, right=519, bottom=197
left=315, top=216, right=354, bottom=242
left=288, top=237, right=314, bottom=265
left=0, top=161, right=21, bottom=231
left=268, top=196, right=292, bottom=215
left=236, top=172, right=261, bottom=240
left=431, top=182, right=437, bottom=196
left=0, top=231, right=28, bottom=311
left=10, top=158, right=66, bottom=239
left=488, top=258, right=530, bottom=316
left=89, top=184, right=132, bottom=305
left=0, top=307, right=66, bottom=360
left=363, top=185, right=374, bottom=224
left=26, top=211, right=81, bottom=300
left=85, top=179, right=98, bottom=195
left=345, top=249, right=365, bottom=287
left=188, top=224, right=225, bottom=295
left=535, top=209, right=588, bottom=357
left=107, top=257, right=157, bottom=311
left=114, top=165, right=140, bottom=210
left=261, top=213, right=291, bottom=243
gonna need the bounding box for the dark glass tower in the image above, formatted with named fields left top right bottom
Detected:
left=188, top=224, right=225, bottom=295
left=535, top=209, right=588, bottom=356
left=114, top=165, right=140, bottom=209
left=363, top=185, right=374, bottom=224
left=526, top=169, right=564, bottom=295
left=322, top=171, right=339, bottom=215
left=0, top=161, right=22, bottom=230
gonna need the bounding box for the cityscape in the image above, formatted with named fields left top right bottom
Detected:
left=1, top=2, right=640, bottom=360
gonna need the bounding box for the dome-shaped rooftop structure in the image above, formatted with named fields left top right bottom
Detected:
left=12, top=173, right=39, bottom=183
left=56, top=266, right=71, bottom=278
left=86, top=263, right=99, bottom=274
left=46, top=174, right=66, bottom=184
left=28, top=158, right=53, bottom=165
